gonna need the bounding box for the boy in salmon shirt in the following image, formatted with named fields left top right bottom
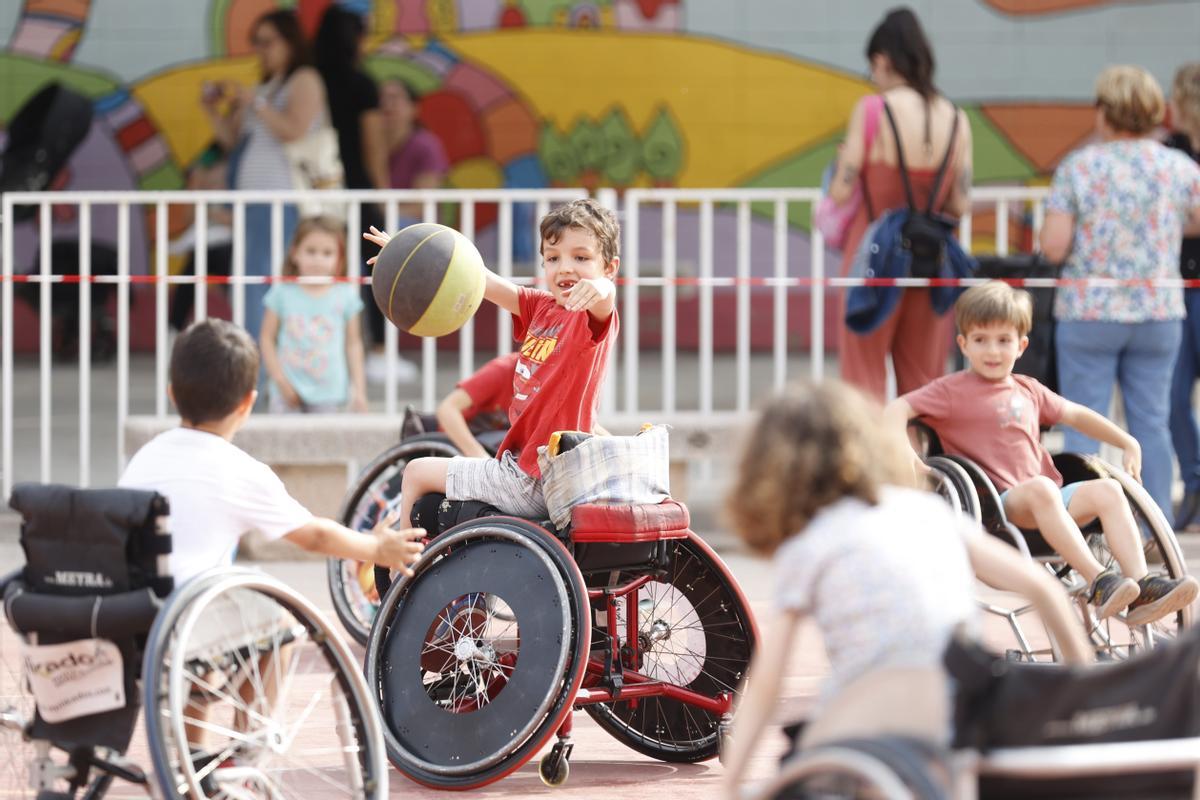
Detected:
left=364, top=199, right=619, bottom=526
left=885, top=281, right=1197, bottom=625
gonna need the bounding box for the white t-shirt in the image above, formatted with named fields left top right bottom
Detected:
left=774, top=486, right=978, bottom=705
left=118, top=428, right=312, bottom=584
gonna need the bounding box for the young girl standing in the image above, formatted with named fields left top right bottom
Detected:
left=720, top=380, right=1091, bottom=797
left=261, top=216, right=368, bottom=413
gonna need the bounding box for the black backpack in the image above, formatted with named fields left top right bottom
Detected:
left=864, top=102, right=961, bottom=280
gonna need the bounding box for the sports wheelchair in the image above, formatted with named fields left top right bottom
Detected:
left=362, top=490, right=758, bottom=789
left=0, top=484, right=388, bottom=799
left=326, top=411, right=508, bottom=645
left=915, top=422, right=1192, bottom=661
left=751, top=625, right=1200, bottom=800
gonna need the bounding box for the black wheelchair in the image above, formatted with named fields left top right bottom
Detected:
left=915, top=422, right=1192, bottom=662
left=0, top=484, right=388, bottom=798
left=751, top=625, right=1200, bottom=799
left=361, top=487, right=757, bottom=789
left=326, top=412, right=508, bottom=646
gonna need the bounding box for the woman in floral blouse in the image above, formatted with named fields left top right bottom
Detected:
left=1041, top=65, right=1200, bottom=524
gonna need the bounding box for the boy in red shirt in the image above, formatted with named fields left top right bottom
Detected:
left=885, top=281, right=1198, bottom=625
left=365, top=198, right=619, bottom=525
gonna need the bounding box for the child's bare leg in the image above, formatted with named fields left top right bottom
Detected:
left=1065, top=478, right=1149, bottom=580
left=1003, top=477, right=1107, bottom=583
left=399, top=457, right=451, bottom=527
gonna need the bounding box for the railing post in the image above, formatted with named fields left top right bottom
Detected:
left=662, top=198, right=677, bottom=414
left=810, top=200, right=825, bottom=381
left=79, top=203, right=91, bottom=486
left=459, top=200, right=475, bottom=379
left=39, top=203, right=51, bottom=484
left=736, top=200, right=751, bottom=412
left=699, top=200, right=713, bottom=415
left=116, top=202, right=130, bottom=470
left=623, top=192, right=639, bottom=415
left=2, top=196, right=12, bottom=499
left=773, top=198, right=788, bottom=392
left=155, top=201, right=168, bottom=418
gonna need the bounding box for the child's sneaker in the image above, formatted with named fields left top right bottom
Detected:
left=1124, top=574, right=1200, bottom=626
left=1089, top=569, right=1140, bottom=620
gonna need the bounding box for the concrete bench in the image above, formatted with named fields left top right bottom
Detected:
left=123, top=412, right=750, bottom=559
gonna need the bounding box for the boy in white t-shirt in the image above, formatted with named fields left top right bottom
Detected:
left=120, top=318, right=423, bottom=584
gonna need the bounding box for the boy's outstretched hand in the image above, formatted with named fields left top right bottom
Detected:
left=562, top=276, right=615, bottom=313
left=363, top=226, right=391, bottom=267
left=371, top=510, right=425, bottom=575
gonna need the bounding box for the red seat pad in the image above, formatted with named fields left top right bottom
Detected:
left=569, top=500, right=690, bottom=540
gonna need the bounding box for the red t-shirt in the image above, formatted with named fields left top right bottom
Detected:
left=498, top=287, right=618, bottom=478
left=457, top=352, right=519, bottom=428
left=903, top=370, right=1066, bottom=492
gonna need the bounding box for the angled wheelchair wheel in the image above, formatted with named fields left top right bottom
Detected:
left=365, top=518, right=590, bottom=790
left=144, top=569, right=388, bottom=799
left=0, top=572, right=35, bottom=799
left=327, top=435, right=461, bottom=645
left=584, top=533, right=757, bottom=762
left=1061, top=455, right=1191, bottom=660
left=759, top=738, right=948, bottom=800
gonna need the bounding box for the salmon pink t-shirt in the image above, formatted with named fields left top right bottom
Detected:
left=498, top=287, right=618, bottom=478
left=903, top=371, right=1066, bottom=491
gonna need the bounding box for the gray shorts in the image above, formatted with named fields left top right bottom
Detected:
left=445, top=451, right=548, bottom=519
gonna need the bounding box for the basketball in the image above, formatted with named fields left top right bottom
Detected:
left=371, top=223, right=486, bottom=337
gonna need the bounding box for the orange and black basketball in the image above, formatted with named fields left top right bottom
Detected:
left=371, top=223, right=486, bottom=337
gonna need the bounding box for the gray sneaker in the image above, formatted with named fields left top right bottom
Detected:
left=1089, top=569, right=1140, bottom=620
left=1125, top=574, right=1200, bottom=627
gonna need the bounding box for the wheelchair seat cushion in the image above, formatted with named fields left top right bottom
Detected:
left=569, top=500, right=691, bottom=542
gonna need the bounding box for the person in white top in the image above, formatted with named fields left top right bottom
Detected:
left=120, top=318, right=423, bottom=586
left=720, top=381, right=1093, bottom=798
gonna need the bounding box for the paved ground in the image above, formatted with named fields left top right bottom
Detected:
left=4, top=529, right=1200, bottom=799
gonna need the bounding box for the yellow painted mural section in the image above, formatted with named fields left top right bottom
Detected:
left=445, top=30, right=870, bottom=187
left=131, top=57, right=259, bottom=169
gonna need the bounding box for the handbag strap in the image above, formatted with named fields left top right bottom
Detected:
left=881, top=100, right=960, bottom=216
left=859, top=95, right=883, bottom=222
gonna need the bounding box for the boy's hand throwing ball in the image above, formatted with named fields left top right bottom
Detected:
left=370, top=510, right=425, bottom=576
left=562, top=276, right=615, bottom=313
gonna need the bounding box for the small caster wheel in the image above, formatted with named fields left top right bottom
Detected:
left=538, top=750, right=570, bottom=787
left=718, top=733, right=733, bottom=766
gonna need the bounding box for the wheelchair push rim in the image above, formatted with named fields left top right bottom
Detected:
left=583, top=532, right=757, bottom=762
left=328, top=436, right=460, bottom=646
left=365, top=519, right=590, bottom=790
left=144, top=569, right=388, bottom=800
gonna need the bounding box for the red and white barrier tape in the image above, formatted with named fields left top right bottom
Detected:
left=1, top=274, right=1198, bottom=289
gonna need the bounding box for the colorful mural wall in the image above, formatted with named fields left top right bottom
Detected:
left=1, top=0, right=1196, bottom=350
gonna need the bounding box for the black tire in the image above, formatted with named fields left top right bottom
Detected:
left=364, top=518, right=590, bottom=790
left=583, top=533, right=756, bottom=762
left=327, top=435, right=460, bottom=645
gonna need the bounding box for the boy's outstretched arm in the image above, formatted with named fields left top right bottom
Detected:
left=563, top=276, right=616, bottom=323
left=1059, top=401, right=1142, bottom=481
left=964, top=529, right=1093, bottom=664
left=483, top=268, right=520, bottom=316
left=285, top=511, right=425, bottom=575
left=882, top=397, right=929, bottom=476
left=723, top=609, right=803, bottom=799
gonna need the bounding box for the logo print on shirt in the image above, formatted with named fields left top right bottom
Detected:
left=520, top=333, right=559, bottom=364
left=513, top=323, right=562, bottom=404
left=996, top=392, right=1028, bottom=429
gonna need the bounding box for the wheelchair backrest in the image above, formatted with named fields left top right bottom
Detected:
left=5, top=483, right=172, bottom=752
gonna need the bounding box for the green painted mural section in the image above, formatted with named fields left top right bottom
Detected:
left=0, top=54, right=118, bottom=121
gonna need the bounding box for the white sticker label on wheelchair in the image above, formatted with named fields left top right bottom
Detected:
left=22, top=638, right=125, bottom=723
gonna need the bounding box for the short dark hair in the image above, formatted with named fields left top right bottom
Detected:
left=866, top=7, right=937, bottom=99
left=170, top=319, right=259, bottom=424
left=539, top=199, right=621, bottom=265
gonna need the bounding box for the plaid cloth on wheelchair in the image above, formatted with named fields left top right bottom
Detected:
left=538, top=425, right=672, bottom=530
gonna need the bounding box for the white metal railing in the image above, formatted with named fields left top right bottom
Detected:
left=2, top=185, right=1051, bottom=495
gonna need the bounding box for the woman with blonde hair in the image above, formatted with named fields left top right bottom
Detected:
left=1041, top=65, right=1200, bottom=525
left=1168, top=63, right=1200, bottom=528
